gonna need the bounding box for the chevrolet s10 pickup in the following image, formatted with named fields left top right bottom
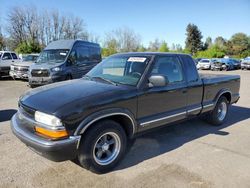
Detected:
left=11, top=52, right=240, bottom=173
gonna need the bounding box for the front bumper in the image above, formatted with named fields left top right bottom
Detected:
left=29, top=75, right=66, bottom=86
left=10, top=70, right=29, bottom=79
left=11, top=113, right=80, bottom=161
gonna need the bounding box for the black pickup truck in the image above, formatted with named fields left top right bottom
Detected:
left=11, top=52, right=240, bottom=173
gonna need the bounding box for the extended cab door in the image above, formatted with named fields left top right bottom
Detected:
left=179, top=55, right=203, bottom=116
left=137, top=55, right=187, bottom=131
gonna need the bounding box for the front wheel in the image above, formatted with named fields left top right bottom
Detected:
left=78, top=120, right=127, bottom=173
left=206, top=96, right=229, bottom=126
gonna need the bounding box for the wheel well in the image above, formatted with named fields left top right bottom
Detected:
left=82, top=115, right=135, bottom=139
left=221, top=92, right=231, bottom=103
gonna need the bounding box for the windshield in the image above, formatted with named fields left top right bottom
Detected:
left=0, top=52, right=2, bottom=58
left=200, top=59, right=209, bottom=63
left=87, top=55, right=150, bottom=86
left=36, top=49, right=69, bottom=64
left=23, top=55, right=38, bottom=62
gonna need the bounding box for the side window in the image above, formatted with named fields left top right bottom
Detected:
left=76, top=46, right=90, bottom=63
left=151, top=56, right=183, bottom=83
left=89, top=47, right=101, bottom=62
left=2, top=53, right=12, bottom=60
left=11, top=53, right=18, bottom=59
left=181, top=55, right=199, bottom=82
left=68, top=50, right=77, bottom=65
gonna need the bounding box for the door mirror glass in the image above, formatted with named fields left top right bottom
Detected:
left=148, top=74, right=169, bottom=87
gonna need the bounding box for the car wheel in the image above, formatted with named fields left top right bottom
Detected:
left=78, top=120, right=127, bottom=173
left=206, top=96, right=229, bottom=126
left=65, top=74, right=72, bottom=80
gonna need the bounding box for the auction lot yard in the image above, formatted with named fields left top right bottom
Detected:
left=0, top=70, right=250, bottom=188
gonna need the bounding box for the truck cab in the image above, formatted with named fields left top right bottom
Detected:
left=0, top=51, right=21, bottom=78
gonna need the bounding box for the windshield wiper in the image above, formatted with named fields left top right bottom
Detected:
left=92, top=76, right=118, bottom=86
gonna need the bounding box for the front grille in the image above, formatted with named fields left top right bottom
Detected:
left=31, top=69, right=49, bottom=77
left=14, top=66, right=29, bottom=72
left=0, top=67, right=10, bottom=71
left=19, top=103, right=35, bottom=119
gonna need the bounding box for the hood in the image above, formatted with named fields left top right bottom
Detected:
left=13, top=61, right=34, bottom=67
left=20, top=79, right=127, bottom=114
left=29, top=62, right=64, bottom=70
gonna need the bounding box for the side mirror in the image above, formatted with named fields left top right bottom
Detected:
left=148, top=74, right=168, bottom=87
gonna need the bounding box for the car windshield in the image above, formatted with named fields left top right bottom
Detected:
left=23, top=55, right=38, bottom=62
left=0, top=52, right=2, bottom=58
left=36, top=49, right=69, bottom=64
left=200, top=59, right=209, bottom=63
left=87, top=55, right=150, bottom=86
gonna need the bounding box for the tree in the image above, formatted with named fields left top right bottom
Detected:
left=230, top=33, right=249, bottom=55
left=6, top=5, right=88, bottom=50
left=148, top=38, right=161, bottom=51
left=214, top=36, right=226, bottom=49
left=159, top=41, right=169, bottom=52
left=185, top=23, right=203, bottom=55
left=203, top=37, right=212, bottom=50
left=103, top=27, right=141, bottom=53
left=0, top=26, right=5, bottom=50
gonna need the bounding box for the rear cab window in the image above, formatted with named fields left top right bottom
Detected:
left=180, top=55, right=199, bottom=83
left=11, top=53, right=18, bottom=59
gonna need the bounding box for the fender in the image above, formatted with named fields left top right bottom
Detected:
left=213, top=89, right=232, bottom=105
left=74, top=108, right=137, bottom=136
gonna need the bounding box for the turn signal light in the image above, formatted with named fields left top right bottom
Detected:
left=35, top=126, right=68, bottom=139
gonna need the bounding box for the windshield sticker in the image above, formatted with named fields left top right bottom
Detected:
left=60, top=52, right=67, bottom=56
left=127, top=57, right=147, bottom=62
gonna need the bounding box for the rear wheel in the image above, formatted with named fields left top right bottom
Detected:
left=78, top=120, right=127, bottom=173
left=206, top=96, right=229, bottom=126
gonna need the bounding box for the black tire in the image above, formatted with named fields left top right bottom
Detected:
left=78, top=120, right=127, bottom=173
left=206, top=96, right=229, bottom=126
left=65, top=74, right=72, bottom=80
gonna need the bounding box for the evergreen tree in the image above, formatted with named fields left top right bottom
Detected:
left=185, top=23, right=203, bottom=55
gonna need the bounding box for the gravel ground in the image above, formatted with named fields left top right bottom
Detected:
left=0, top=70, right=250, bottom=188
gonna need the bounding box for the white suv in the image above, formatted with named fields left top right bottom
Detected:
left=196, top=59, right=212, bottom=70
left=0, top=51, right=21, bottom=78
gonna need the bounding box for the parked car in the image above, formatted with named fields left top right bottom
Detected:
left=9, top=54, right=39, bottom=80
left=227, top=58, right=241, bottom=70
left=196, top=59, right=212, bottom=70
left=11, top=52, right=240, bottom=173
left=211, top=58, right=235, bottom=71
left=28, top=39, right=101, bottom=87
left=0, top=51, right=21, bottom=78
left=241, top=57, right=250, bottom=70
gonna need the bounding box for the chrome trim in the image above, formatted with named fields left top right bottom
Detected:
left=203, top=103, right=214, bottom=108
left=140, top=111, right=186, bottom=126
left=78, top=113, right=136, bottom=135
left=18, top=110, right=65, bottom=131
left=11, top=114, right=81, bottom=147
left=187, top=107, right=202, bottom=113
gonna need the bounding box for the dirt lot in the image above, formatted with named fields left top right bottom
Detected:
left=0, top=70, right=250, bottom=188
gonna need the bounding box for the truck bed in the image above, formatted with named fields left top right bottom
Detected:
left=200, top=73, right=240, bottom=111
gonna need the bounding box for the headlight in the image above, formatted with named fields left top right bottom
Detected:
left=34, top=111, right=62, bottom=127
left=51, top=67, right=61, bottom=72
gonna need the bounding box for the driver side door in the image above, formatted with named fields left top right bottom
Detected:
left=137, top=55, right=188, bottom=131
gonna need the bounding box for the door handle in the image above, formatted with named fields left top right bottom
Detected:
left=12, top=61, right=14, bottom=62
